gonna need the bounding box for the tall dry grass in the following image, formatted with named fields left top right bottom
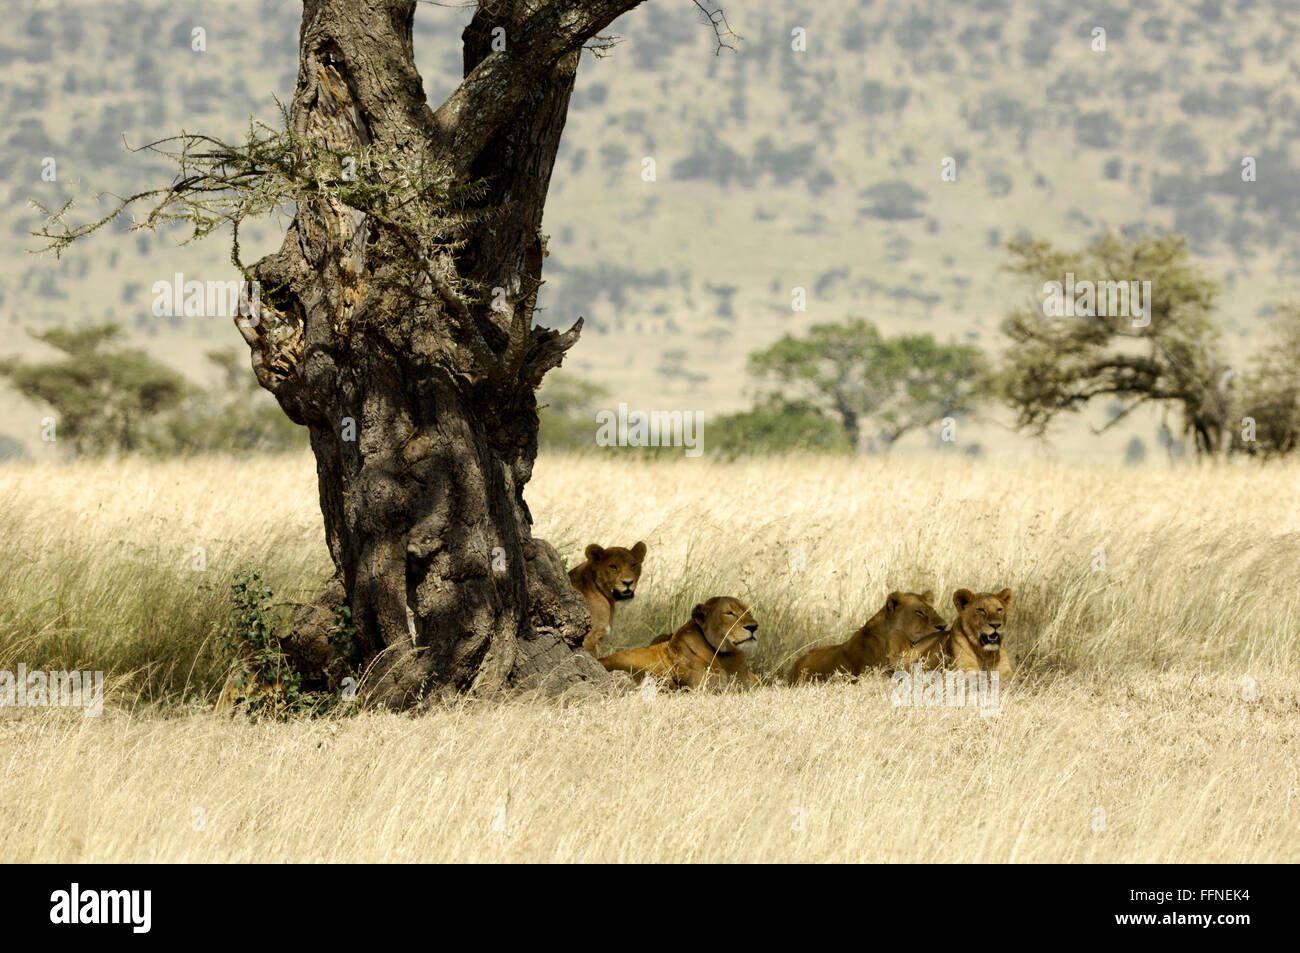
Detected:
left=1, top=452, right=1298, bottom=861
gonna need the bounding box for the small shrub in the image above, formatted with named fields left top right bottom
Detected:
left=219, top=568, right=347, bottom=718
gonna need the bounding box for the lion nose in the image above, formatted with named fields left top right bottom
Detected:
left=743, top=623, right=758, bottom=634
left=935, top=623, right=947, bottom=631
left=989, top=622, right=1001, bottom=630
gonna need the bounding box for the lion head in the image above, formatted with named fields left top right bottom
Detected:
left=692, top=596, right=759, bottom=654
left=952, top=588, right=1013, bottom=652
left=882, top=590, right=948, bottom=642
left=583, top=542, right=646, bottom=601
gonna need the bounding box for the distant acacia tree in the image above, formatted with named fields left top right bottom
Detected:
left=0, top=326, right=308, bottom=456
left=1235, top=305, right=1300, bottom=458
left=998, top=233, right=1232, bottom=458
left=747, top=318, right=985, bottom=453
left=858, top=180, right=928, bottom=220
left=872, top=333, right=985, bottom=449
left=536, top=372, right=609, bottom=450
left=710, top=396, right=852, bottom=456
left=0, top=325, right=187, bottom=455
left=750, top=320, right=889, bottom=450
left=156, top=351, right=308, bottom=455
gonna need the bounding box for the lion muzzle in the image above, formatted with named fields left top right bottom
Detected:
left=736, top=625, right=759, bottom=653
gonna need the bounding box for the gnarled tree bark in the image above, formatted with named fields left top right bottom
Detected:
left=237, top=0, right=655, bottom=706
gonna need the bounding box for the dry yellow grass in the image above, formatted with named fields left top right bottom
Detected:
left=1, top=452, right=1298, bottom=862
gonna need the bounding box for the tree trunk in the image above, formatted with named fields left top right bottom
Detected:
left=236, top=0, right=647, bottom=706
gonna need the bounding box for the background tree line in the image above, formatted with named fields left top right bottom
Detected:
left=542, top=233, right=1300, bottom=461
left=5, top=234, right=1299, bottom=462
left=0, top=324, right=304, bottom=458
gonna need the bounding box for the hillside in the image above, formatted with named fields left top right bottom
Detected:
left=4, top=0, right=1300, bottom=460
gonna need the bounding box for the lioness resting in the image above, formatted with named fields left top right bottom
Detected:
left=787, top=591, right=948, bottom=684
left=600, top=596, right=759, bottom=690
left=568, top=541, right=646, bottom=657
left=944, top=588, right=1015, bottom=679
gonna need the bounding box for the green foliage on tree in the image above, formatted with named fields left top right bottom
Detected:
left=745, top=318, right=986, bottom=452
left=1235, top=305, right=1300, bottom=458
left=536, top=372, right=610, bottom=450
left=749, top=318, right=888, bottom=451
left=157, top=350, right=306, bottom=455
left=710, top=397, right=853, bottom=456
left=873, top=333, right=986, bottom=447
left=0, top=324, right=306, bottom=456
left=997, top=233, right=1231, bottom=456
left=0, top=324, right=188, bottom=455
left=32, top=113, right=491, bottom=305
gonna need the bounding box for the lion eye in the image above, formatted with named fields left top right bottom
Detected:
left=915, top=609, right=925, bottom=617
left=977, top=608, right=986, bottom=616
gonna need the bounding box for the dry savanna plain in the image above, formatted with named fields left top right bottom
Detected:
left=1, top=452, right=1298, bottom=863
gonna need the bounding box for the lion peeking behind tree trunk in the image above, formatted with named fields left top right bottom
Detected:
left=568, top=541, right=646, bottom=657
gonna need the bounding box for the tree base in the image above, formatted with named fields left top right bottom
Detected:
left=280, top=538, right=619, bottom=710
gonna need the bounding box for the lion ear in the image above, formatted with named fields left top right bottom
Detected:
left=953, top=589, right=974, bottom=610
left=885, top=591, right=904, bottom=614
left=691, top=601, right=710, bottom=627
left=585, top=544, right=605, bottom=563
left=920, top=590, right=934, bottom=604
left=631, top=541, right=647, bottom=560
left=997, top=588, right=1014, bottom=607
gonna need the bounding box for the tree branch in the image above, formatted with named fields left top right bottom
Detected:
left=691, top=0, right=741, bottom=54
left=521, top=317, right=584, bottom=390
left=431, top=0, right=650, bottom=175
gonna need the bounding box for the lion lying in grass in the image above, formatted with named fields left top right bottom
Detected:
left=942, top=588, right=1015, bottom=680
left=600, top=596, right=758, bottom=690
left=788, top=591, right=948, bottom=683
